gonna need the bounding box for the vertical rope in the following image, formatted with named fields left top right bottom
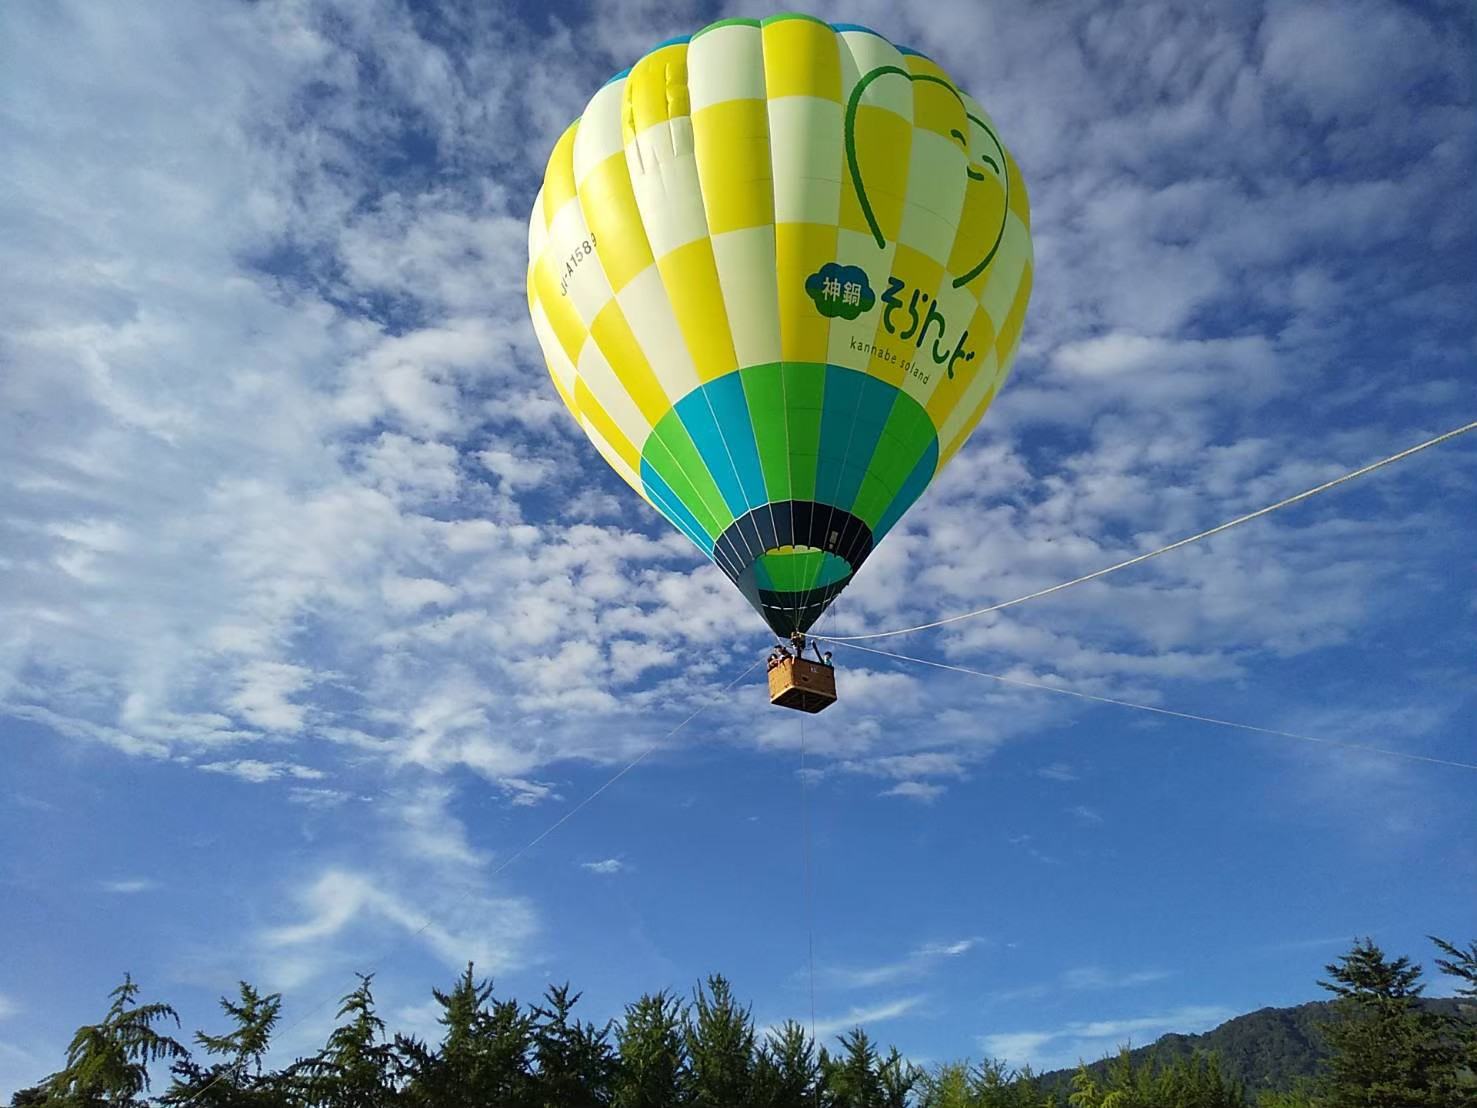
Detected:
left=799, top=712, right=818, bottom=1055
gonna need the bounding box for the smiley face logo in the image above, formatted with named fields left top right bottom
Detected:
left=844, top=65, right=1011, bottom=290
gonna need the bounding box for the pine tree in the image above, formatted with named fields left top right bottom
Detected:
left=877, top=1045, right=919, bottom=1108
left=40, top=974, right=188, bottom=1107
left=298, top=974, right=405, bottom=1107
left=613, top=990, right=689, bottom=1108
left=754, top=1020, right=820, bottom=1108
left=685, top=975, right=756, bottom=1107
left=1430, top=935, right=1477, bottom=1105
left=162, top=981, right=286, bottom=1107
left=1314, top=937, right=1452, bottom=1106
left=400, top=963, right=536, bottom=1108
left=824, top=1028, right=885, bottom=1108
left=531, top=983, right=614, bottom=1108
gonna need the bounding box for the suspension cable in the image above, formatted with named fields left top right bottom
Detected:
left=833, top=640, right=1477, bottom=772
left=820, top=419, right=1477, bottom=643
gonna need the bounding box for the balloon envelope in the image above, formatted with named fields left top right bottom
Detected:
left=528, top=14, right=1032, bottom=635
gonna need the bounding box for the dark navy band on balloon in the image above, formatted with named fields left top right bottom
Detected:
left=715, top=502, right=875, bottom=635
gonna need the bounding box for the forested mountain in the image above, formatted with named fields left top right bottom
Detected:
left=1036, top=996, right=1469, bottom=1098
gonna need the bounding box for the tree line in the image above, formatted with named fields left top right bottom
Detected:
left=10, top=935, right=1474, bottom=1107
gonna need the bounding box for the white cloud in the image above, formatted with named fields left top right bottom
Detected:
left=881, top=781, right=947, bottom=804
left=499, top=778, right=562, bottom=807
left=825, top=937, right=981, bottom=989
left=1060, top=967, right=1171, bottom=991
left=580, top=858, right=624, bottom=875
left=198, top=760, right=325, bottom=784
left=479, top=447, right=556, bottom=491
left=1037, top=762, right=1079, bottom=782
left=811, top=996, right=924, bottom=1041
left=227, top=661, right=313, bottom=733
left=0, top=995, right=17, bottom=1020
left=100, top=878, right=158, bottom=895
left=287, top=786, right=351, bottom=808
left=915, top=939, right=979, bottom=959
left=260, top=866, right=535, bottom=990
left=981, top=1004, right=1237, bottom=1071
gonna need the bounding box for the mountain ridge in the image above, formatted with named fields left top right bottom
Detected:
left=1034, top=996, right=1468, bottom=1095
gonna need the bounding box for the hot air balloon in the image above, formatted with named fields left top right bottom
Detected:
left=527, top=14, right=1032, bottom=709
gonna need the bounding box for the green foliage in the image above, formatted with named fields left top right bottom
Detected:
left=161, top=981, right=287, bottom=1107
left=40, top=974, right=187, bottom=1107
left=918, top=1058, right=1048, bottom=1108
left=399, top=963, right=536, bottom=1108
left=685, top=975, right=756, bottom=1107
left=1312, top=937, right=1457, bottom=1106
left=613, top=991, right=688, bottom=1108
left=754, top=1020, right=820, bottom=1108
left=14, top=934, right=1477, bottom=1108
left=1062, top=1047, right=1243, bottom=1108
left=296, top=974, right=406, bottom=1108
left=531, top=982, right=615, bottom=1108
left=818, top=1027, right=920, bottom=1108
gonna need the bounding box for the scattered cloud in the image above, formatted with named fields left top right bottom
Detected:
left=881, top=781, right=947, bottom=804
left=1037, top=762, right=1079, bottom=782
left=812, top=996, right=925, bottom=1041
left=580, top=858, right=625, bottom=875
left=989, top=965, right=1172, bottom=1004
left=287, top=787, right=352, bottom=808
left=198, top=760, right=326, bottom=784
left=825, top=937, right=981, bottom=989
left=100, top=878, right=158, bottom=895
left=981, top=1004, right=1237, bottom=1071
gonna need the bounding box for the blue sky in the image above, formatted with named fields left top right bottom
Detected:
left=1, top=0, right=1474, bottom=1094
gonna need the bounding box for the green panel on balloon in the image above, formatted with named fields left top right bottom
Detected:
left=636, top=363, right=940, bottom=632
left=753, top=548, right=852, bottom=594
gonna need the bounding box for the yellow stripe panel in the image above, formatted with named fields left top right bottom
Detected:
left=762, top=16, right=841, bottom=101
left=574, top=378, right=641, bottom=473
left=946, top=169, right=1008, bottom=286
left=579, top=150, right=656, bottom=292
left=925, top=301, right=998, bottom=429
left=529, top=300, right=580, bottom=420
left=775, top=221, right=838, bottom=364
left=904, top=56, right=965, bottom=140
left=582, top=418, right=648, bottom=499
left=540, top=122, right=580, bottom=229
left=839, top=104, right=912, bottom=241
left=624, top=43, right=690, bottom=144
left=657, top=237, right=739, bottom=383
left=869, top=242, right=944, bottom=391
left=1006, top=147, right=1031, bottom=227
left=587, top=301, right=671, bottom=426
left=572, top=81, right=625, bottom=183
left=993, top=258, right=1033, bottom=365
left=688, top=23, right=765, bottom=110
left=692, top=98, right=774, bottom=234
left=938, top=379, right=1000, bottom=468
left=531, top=252, right=589, bottom=366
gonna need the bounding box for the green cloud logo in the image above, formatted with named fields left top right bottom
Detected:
left=805, top=263, right=876, bottom=320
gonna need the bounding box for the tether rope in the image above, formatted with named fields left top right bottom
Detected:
left=834, top=640, right=1477, bottom=773
left=798, top=713, right=818, bottom=1049
left=820, top=419, right=1477, bottom=642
